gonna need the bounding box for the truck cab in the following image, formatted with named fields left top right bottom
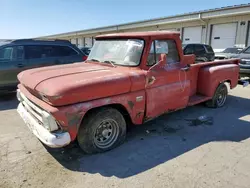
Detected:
left=17, top=31, right=239, bottom=154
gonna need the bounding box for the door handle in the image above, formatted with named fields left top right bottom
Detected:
left=17, top=64, right=24, bottom=68
left=181, top=65, right=190, bottom=71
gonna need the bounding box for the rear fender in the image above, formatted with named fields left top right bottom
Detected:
left=54, top=90, right=146, bottom=140
left=197, top=64, right=239, bottom=97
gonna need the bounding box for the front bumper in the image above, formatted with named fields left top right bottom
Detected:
left=17, top=102, right=71, bottom=148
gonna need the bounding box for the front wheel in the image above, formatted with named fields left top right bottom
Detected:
left=77, top=107, right=126, bottom=154
left=206, top=83, right=228, bottom=108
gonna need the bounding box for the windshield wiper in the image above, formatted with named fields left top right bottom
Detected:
left=104, top=60, right=116, bottom=67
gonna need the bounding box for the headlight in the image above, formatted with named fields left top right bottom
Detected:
left=41, top=111, right=58, bottom=131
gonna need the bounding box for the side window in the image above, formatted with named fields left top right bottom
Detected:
left=15, top=46, right=25, bottom=60
left=194, top=45, right=206, bottom=55
left=147, top=42, right=156, bottom=66
left=0, top=46, right=24, bottom=61
left=0, top=47, right=14, bottom=61
left=54, top=46, right=78, bottom=57
left=146, top=40, right=180, bottom=66
left=167, top=40, right=180, bottom=63
left=184, top=45, right=194, bottom=54
left=25, top=45, right=43, bottom=59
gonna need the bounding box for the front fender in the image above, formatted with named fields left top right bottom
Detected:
left=53, top=90, right=146, bottom=140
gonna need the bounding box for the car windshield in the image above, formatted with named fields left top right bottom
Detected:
left=241, top=46, right=250, bottom=54
left=87, top=39, right=144, bottom=66
left=222, top=48, right=243, bottom=54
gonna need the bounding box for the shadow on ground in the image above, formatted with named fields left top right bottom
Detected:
left=46, top=93, right=250, bottom=178
left=0, top=92, right=18, bottom=111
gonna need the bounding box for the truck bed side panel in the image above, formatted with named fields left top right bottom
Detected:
left=197, top=64, right=239, bottom=97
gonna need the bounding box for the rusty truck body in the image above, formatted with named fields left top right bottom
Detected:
left=17, top=31, right=239, bottom=154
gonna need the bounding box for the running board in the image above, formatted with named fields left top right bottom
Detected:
left=188, top=94, right=211, bottom=106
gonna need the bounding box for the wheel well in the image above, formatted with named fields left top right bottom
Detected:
left=81, top=104, right=133, bottom=129
left=223, top=80, right=231, bottom=90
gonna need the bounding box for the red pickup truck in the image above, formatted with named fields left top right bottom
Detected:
left=17, top=31, right=239, bottom=154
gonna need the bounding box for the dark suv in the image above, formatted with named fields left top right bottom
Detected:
left=183, top=43, right=215, bottom=62
left=0, top=39, right=84, bottom=93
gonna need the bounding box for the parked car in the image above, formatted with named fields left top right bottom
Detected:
left=214, top=47, right=243, bottom=60
left=79, top=47, right=91, bottom=61
left=0, top=39, right=85, bottom=93
left=183, top=43, right=215, bottom=62
left=17, top=31, right=239, bottom=154
left=229, top=46, right=250, bottom=77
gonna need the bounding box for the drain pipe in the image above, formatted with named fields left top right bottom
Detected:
left=199, top=13, right=208, bottom=44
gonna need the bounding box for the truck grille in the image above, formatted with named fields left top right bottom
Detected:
left=17, top=90, right=44, bottom=124
left=17, top=89, right=59, bottom=131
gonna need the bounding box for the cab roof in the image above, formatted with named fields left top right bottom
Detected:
left=96, top=31, right=180, bottom=39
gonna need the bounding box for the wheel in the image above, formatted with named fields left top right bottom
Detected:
left=77, top=107, right=126, bottom=154
left=206, top=83, right=228, bottom=108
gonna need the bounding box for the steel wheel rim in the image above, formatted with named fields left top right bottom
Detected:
left=216, top=87, right=227, bottom=107
left=94, top=119, right=119, bottom=149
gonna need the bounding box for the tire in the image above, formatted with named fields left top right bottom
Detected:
left=206, top=83, right=228, bottom=108
left=77, top=107, right=126, bottom=154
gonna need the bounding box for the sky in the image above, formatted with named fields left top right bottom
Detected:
left=1, top=0, right=250, bottom=39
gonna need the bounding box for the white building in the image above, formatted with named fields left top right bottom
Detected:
left=42, top=3, right=250, bottom=52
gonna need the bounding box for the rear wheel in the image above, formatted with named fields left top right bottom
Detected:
left=77, top=107, right=126, bottom=154
left=206, top=83, right=228, bottom=108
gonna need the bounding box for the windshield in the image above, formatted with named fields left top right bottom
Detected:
left=241, top=46, right=250, bottom=54
left=222, top=48, right=243, bottom=54
left=87, top=39, right=144, bottom=66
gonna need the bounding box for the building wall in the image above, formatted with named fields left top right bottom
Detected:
left=48, top=13, right=250, bottom=50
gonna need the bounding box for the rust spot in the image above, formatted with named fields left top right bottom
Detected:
left=144, top=116, right=151, bottom=121
left=136, top=112, right=143, bottom=118
left=127, top=101, right=134, bottom=110
left=65, top=112, right=83, bottom=127
left=167, top=109, right=176, bottom=113
left=147, top=76, right=156, bottom=86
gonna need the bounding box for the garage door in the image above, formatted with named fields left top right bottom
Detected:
left=183, top=26, right=202, bottom=44
left=85, top=37, right=93, bottom=47
left=78, top=38, right=84, bottom=47
left=211, top=23, right=237, bottom=52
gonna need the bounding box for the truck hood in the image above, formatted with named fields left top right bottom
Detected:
left=18, top=62, right=143, bottom=106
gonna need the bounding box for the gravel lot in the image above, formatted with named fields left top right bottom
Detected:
left=1, top=85, right=250, bottom=188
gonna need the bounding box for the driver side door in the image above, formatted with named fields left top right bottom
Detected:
left=145, top=40, right=190, bottom=120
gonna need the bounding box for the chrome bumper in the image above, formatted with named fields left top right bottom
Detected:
left=17, top=100, right=70, bottom=148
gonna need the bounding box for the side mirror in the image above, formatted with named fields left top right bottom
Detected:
left=149, top=53, right=167, bottom=71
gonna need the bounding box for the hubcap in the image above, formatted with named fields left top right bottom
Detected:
left=94, top=119, right=119, bottom=149
left=216, top=87, right=227, bottom=107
